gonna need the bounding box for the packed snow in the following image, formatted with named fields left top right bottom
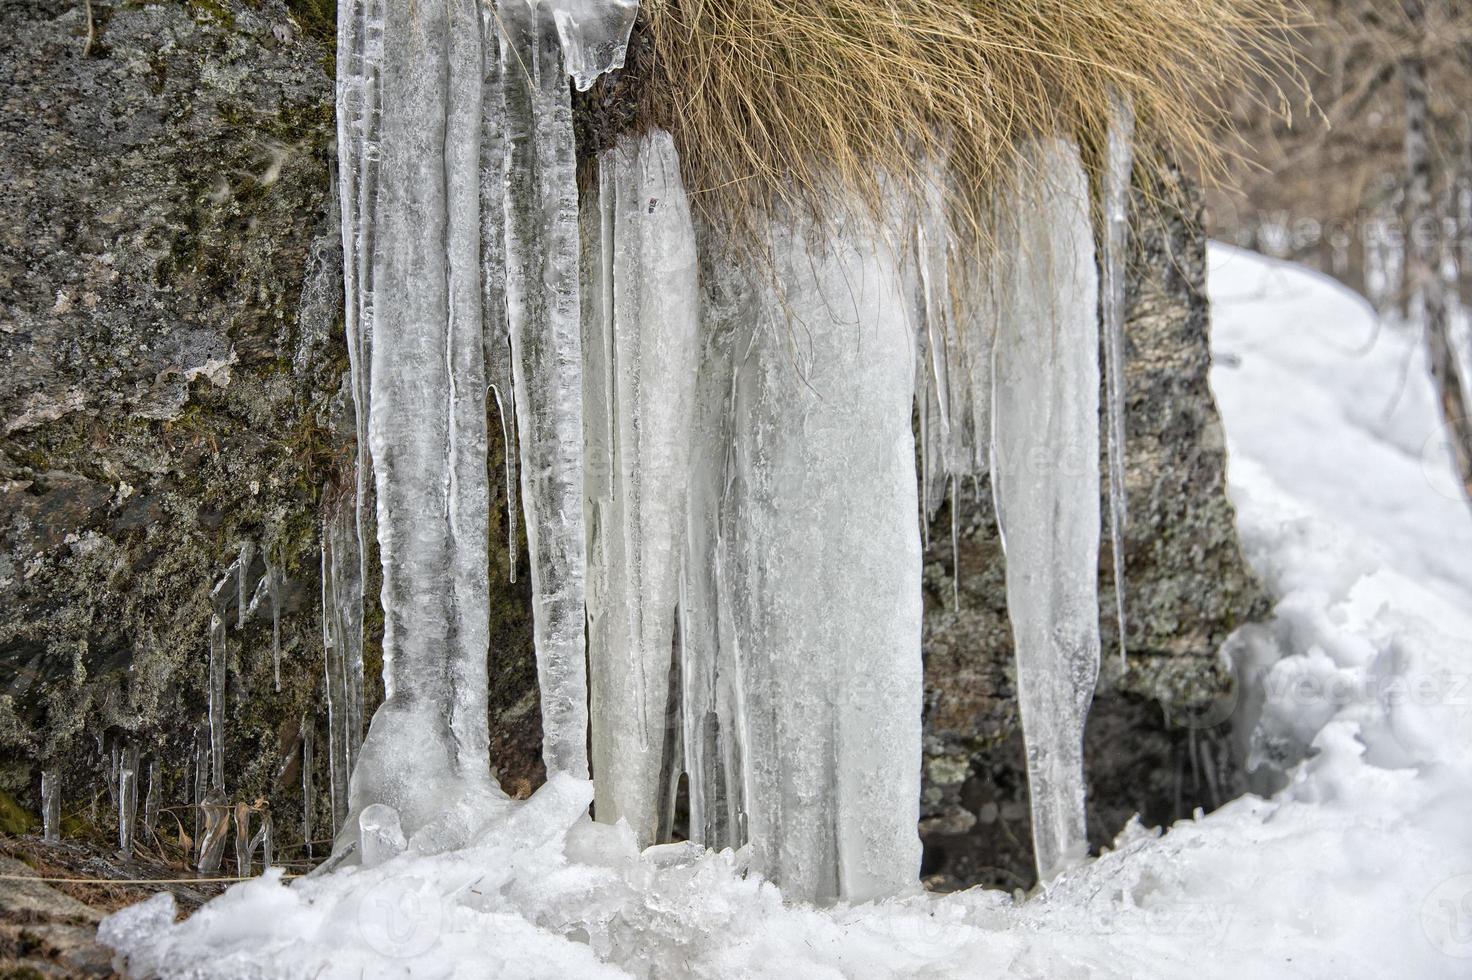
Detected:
left=98, top=245, right=1472, bottom=977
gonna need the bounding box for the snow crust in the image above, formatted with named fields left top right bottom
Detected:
left=101, top=246, right=1472, bottom=977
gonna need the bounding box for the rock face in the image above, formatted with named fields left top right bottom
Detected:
left=0, top=0, right=345, bottom=847
left=0, top=0, right=1266, bottom=890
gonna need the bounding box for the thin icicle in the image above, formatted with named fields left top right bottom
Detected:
left=236, top=541, right=254, bottom=629
left=301, top=714, right=316, bottom=861
left=233, top=802, right=252, bottom=874
left=41, top=768, right=60, bottom=841
left=584, top=130, right=700, bottom=845
left=480, top=20, right=519, bottom=584
left=142, top=761, right=160, bottom=838
left=206, top=609, right=226, bottom=793
left=1102, top=95, right=1136, bottom=668
left=499, top=0, right=591, bottom=779
left=336, top=0, right=381, bottom=679
left=991, top=139, right=1102, bottom=886
left=118, top=744, right=139, bottom=855
left=267, top=558, right=282, bottom=692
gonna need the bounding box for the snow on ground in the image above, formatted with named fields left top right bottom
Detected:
left=100, top=246, right=1472, bottom=978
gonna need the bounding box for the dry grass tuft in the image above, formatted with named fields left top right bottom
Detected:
left=633, top=0, right=1304, bottom=249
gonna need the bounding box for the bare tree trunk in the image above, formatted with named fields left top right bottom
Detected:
left=1401, top=0, right=1472, bottom=508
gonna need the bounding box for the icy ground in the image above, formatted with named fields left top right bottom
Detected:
left=99, top=246, right=1472, bottom=978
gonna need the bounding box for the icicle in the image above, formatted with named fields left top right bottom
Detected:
left=950, top=475, right=961, bottom=612
left=107, top=742, right=120, bottom=809
left=338, top=0, right=504, bottom=850
left=687, top=208, right=924, bottom=903
left=678, top=255, right=750, bottom=853
left=206, top=611, right=226, bottom=792
left=249, top=810, right=274, bottom=870
left=321, top=520, right=347, bottom=832
left=237, top=541, right=254, bottom=628
left=990, top=140, right=1102, bottom=886
left=41, top=768, right=60, bottom=841
left=301, top=714, right=316, bottom=861
left=197, top=789, right=230, bottom=874
left=358, top=803, right=406, bottom=868
left=336, top=0, right=381, bottom=679
left=498, top=0, right=591, bottom=779
left=1102, top=95, right=1135, bottom=668
left=234, top=802, right=252, bottom=874
left=192, top=730, right=207, bottom=844
left=584, top=130, right=700, bottom=845
left=267, top=558, right=282, bottom=692
left=544, top=0, right=639, bottom=92
left=480, top=20, right=519, bottom=584
left=118, top=744, right=139, bottom=856
left=142, top=761, right=160, bottom=838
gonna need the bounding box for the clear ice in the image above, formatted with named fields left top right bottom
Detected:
left=337, top=0, right=503, bottom=848
left=682, top=209, right=925, bottom=903
left=1102, top=95, right=1136, bottom=665
left=583, top=129, right=699, bottom=844
left=991, top=139, right=1103, bottom=885
left=498, top=0, right=592, bottom=779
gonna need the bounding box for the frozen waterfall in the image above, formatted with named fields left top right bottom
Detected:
left=326, top=0, right=1113, bottom=902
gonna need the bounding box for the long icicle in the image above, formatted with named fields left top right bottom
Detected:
left=1102, top=94, right=1136, bottom=668
left=585, top=130, right=700, bottom=845
left=498, top=0, right=590, bottom=779
left=991, top=139, right=1102, bottom=886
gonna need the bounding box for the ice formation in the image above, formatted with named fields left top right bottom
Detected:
left=40, top=768, right=59, bottom=842
left=314, top=0, right=1116, bottom=906
left=118, top=743, right=139, bottom=855
left=1102, top=95, right=1136, bottom=664
left=498, top=0, right=592, bottom=780
left=681, top=210, right=925, bottom=902
left=320, top=491, right=364, bottom=831
left=336, top=0, right=502, bottom=847
left=991, top=140, right=1102, bottom=884
left=583, top=130, right=700, bottom=844
left=545, top=0, right=639, bottom=91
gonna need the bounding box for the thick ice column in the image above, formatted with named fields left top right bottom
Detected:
left=340, top=0, right=498, bottom=846
left=1102, top=96, right=1136, bottom=665
left=498, top=0, right=591, bottom=779
left=583, top=131, right=700, bottom=845
left=716, top=212, right=924, bottom=904
left=991, top=139, right=1102, bottom=885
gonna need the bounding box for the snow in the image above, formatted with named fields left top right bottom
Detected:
left=104, top=238, right=1472, bottom=976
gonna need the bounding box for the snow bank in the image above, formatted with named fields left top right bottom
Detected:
left=100, top=246, right=1472, bottom=978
